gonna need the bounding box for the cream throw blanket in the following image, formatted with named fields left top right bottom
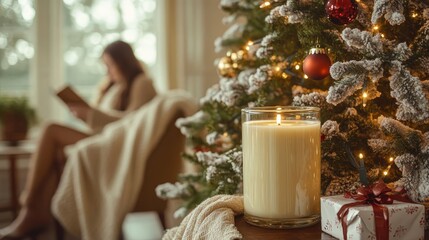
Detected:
left=51, top=90, right=197, bottom=240
left=163, top=195, right=244, bottom=240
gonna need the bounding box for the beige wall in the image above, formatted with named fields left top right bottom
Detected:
left=157, top=0, right=227, bottom=99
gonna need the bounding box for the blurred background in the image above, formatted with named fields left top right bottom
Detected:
left=0, top=0, right=227, bottom=125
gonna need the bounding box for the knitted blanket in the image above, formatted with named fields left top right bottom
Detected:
left=51, top=90, right=197, bottom=240
left=163, top=195, right=244, bottom=240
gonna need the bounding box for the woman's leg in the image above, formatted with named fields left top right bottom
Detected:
left=0, top=123, right=89, bottom=237
left=1, top=172, right=59, bottom=237
left=22, top=123, right=89, bottom=206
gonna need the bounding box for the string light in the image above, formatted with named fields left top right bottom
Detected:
left=362, top=91, right=368, bottom=107
left=245, top=41, right=254, bottom=51
left=383, top=157, right=394, bottom=177
left=372, top=25, right=379, bottom=31
left=295, top=64, right=300, bottom=70
left=281, top=73, right=288, bottom=79
left=304, top=74, right=308, bottom=79
left=359, top=153, right=364, bottom=159
left=381, top=34, right=385, bottom=38
left=260, top=1, right=271, bottom=8
left=412, top=12, right=418, bottom=18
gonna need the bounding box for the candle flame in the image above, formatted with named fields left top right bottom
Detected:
left=276, top=107, right=282, bottom=125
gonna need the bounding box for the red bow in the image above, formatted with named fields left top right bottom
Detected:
left=336, top=180, right=413, bottom=240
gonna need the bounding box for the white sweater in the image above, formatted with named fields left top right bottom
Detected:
left=86, top=74, right=157, bottom=133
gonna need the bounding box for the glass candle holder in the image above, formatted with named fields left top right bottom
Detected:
left=241, top=106, right=321, bottom=229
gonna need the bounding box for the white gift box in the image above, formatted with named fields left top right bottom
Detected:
left=321, top=195, right=425, bottom=240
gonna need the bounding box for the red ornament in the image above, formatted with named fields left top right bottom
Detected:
left=325, top=0, right=358, bottom=25
left=303, top=47, right=331, bottom=80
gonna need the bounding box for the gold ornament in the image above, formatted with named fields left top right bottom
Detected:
left=217, top=50, right=249, bottom=78
left=217, top=56, right=236, bottom=78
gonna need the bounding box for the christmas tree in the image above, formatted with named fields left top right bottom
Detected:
left=156, top=0, right=429, bottom=217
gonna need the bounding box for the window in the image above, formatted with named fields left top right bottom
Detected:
left=0, top=0, right=35, bottom=96
left=0, top=0, right=159, bottom=123
left=62, top=0, right=158, bottom=100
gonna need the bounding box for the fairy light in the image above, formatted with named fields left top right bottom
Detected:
left=232, top=63, right=238, bottom=68
left=295, top=64, right=300, bottom=70
left=383, top=157, right=395, bottom=177
left=412, top=12, right=418, bottom=18
left=304, top=74, right=309, bottom=79
left=359, top=153, right=364, bottom=159
left=230, top=52, right=238, bottom=61
left=245, top=40, right=254, bottom=51
left=381, top=33, right=385, bottom=38
left=362, top=91, right=368, bottom=107
left=384, top=165, right=392, bottom=176
left=260, top=1, right=271, bottom=8
left=282, top=72, right=288, bottom=79
left=372, top=25, right=379, bottom=31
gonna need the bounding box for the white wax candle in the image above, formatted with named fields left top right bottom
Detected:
left=242, top=120, right=321, bottom=219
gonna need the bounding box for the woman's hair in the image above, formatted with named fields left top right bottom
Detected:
left=99, top=40, right=144, bottom=111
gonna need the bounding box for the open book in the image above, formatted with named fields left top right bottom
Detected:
left=55, top=85, right=90, bottom=107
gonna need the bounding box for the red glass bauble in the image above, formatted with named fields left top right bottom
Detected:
left=325, top=0, right=358, bottom=25
left=303, top=48, right=331, bottom=80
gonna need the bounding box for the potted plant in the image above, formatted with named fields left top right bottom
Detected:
left=0, top=95, right=37, bottom=145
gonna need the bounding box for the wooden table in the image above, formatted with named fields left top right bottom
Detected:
left=235, top=215, right=429, bottom=239
left=0, top=141, right=35, bottom=216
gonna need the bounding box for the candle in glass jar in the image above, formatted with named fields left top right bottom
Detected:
left=242, top=119, right=321, bottom=219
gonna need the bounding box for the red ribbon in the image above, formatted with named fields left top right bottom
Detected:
left=336, top=180, right=413, bottom=240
